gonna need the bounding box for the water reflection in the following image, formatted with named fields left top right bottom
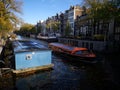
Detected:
left=1, top=53, right=120, bottom=90
left=12, top=55, right=93, bottom=89
left=15, top=71, right=51, bottom=90
left=13, top=54, right=87, bottom=90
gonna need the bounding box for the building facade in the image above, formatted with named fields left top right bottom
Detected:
left=67, top=5, right=83, bottom=36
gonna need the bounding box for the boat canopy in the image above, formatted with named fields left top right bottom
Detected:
left=50, top=43, right=88, bottom=52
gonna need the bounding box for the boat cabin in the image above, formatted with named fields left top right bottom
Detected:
left=2, top=40, right=53, bottom=71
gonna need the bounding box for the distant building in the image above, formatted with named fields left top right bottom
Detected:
left=40, top=20, right=46, bottom=35
left=45, top=14, right=60, bottom=36
left=63, top=10, right=69, bottom=36
left=43, top=5, right=83, bottom=37
left=59, top=13, right=64, bottom=36
left=67, top=5, right=83, bottom=36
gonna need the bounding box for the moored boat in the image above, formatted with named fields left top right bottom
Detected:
left=48, top=42, right=96, bottom=62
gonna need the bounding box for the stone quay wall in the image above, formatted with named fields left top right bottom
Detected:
left=58, top=38, right=107, bottom=52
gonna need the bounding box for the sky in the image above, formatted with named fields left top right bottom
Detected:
left=21, top=0, right=83, bottom=25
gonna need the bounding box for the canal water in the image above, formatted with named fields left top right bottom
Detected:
left=0, top=38, right=120, bottom=90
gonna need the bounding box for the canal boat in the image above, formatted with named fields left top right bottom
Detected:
left=48, top=42, right=96, bottom=62
left=37, top=35, right=58, bottom=42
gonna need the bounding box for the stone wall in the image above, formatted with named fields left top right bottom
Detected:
left=58, top=38, right=107, bottom=52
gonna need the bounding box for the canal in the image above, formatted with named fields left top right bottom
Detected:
left=0, top=38, right=120, bottom=90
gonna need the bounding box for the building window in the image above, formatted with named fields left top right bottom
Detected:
left=82, top=42, right=84, bottom=47
left=86, top=42, right=89, bottom=48
left=90, top=43, right=93, bottom=50
left=69, top=12, right=74, bottom=17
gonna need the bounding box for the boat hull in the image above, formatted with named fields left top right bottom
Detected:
left=49, top=42, right=96, bottom=63
left=52, top=50, right=96, bottom=63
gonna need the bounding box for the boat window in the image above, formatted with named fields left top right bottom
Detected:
left=75, top=50, right=89, bottom=55
left=82, top=50, right=89, bottom=54
left=75, top=51, right=82, bottom=55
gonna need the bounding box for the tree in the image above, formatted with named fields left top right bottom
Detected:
left=51, top=20, right=60, bottom=33
left=0, top=0, right=22, bottom=39
left=46, top=20, right=60, bottom=35
left=64, top=21, right=72, bottom=37
left=19, top=23, right=35, bottom=36
left=36, top=22, right=42, bottom=34
left=46, top=20, right=51, bottom=34
left=83, top=0, right=120, bottom=40
left=84, top=0, right=120, bottom=23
